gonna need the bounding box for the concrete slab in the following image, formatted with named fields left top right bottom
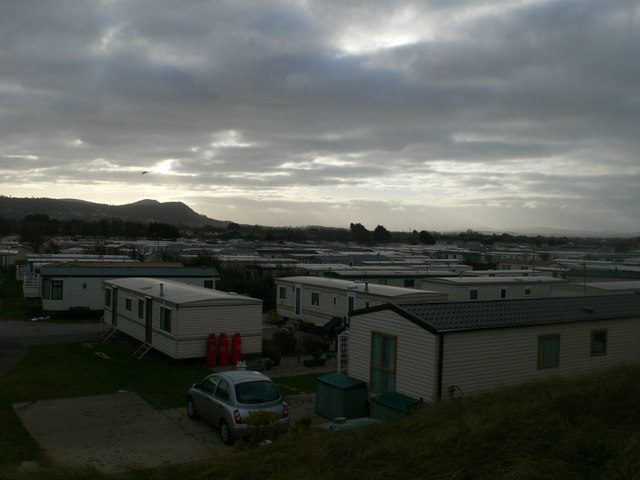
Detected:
left=13, top=391, right=224, bottom=474
left=161, top=407, right=227, bottom=451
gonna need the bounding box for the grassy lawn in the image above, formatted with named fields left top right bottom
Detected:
left=0, top=340, right=206, bottom=468
left=0, top=338, right=323, bottom=470
left=1, top=273, right=101, bottom=323
left=0, top=273, right=40, bottom=321
left=273, top=372, right=324, bottom=396
left=3, top=337, right=640, bottom=479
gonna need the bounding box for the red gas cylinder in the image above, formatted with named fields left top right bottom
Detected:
left=206, top=333, right=217, bottom=367
left=231, top=333, right=242, bottom=366
left=218, top=332, right=229, bottom=366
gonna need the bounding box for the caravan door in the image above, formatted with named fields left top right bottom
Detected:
left=145, top=297, right=153, bottom=343
left=295, top=286, right=302, bottom=317
left=111, top=288, right=118, bottom=326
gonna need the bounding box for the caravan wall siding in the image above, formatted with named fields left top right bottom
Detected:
left=277, top=282, right=385, bottom=326
left=105, top=287, right=262, bottom=360
left=42, top=275, right=216, bottom=312
left=175, top=303, right=262, bottom=358
left=42, top=276, right=105, bottom=311
left=348, top=309, right=438, bottom=402
left=440, top=316, right=640, bottom=396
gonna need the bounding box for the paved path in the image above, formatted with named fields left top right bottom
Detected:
left=14, top=392, right=220, bottom=474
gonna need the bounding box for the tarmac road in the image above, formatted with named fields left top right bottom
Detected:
left=0, top=317, right=104, bottom=374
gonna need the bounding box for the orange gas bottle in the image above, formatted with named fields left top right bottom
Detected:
left=206, top=333, right=217, bottom=367
left=231, top=333, right=242, bottom=366
left=218, top=332, right=229, bottom=366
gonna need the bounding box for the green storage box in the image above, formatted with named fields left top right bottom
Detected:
left=370, top=392, right=423, bottom=420
left=315, top=372, right=367, bottom=420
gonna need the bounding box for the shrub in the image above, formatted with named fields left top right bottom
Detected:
left=302, top=335, right=323, bottom=357
left=271, top=330, right=297, bottom=356
left=262, top=338, right=279, bottom=358
left=265, top=309, right=281, bottom=325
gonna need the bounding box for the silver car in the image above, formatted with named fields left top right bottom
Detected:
left=186, top=370, right=290, bottom=444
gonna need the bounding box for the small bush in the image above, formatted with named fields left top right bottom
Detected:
left=262, top=338, right=279, bottom=357
left=264, top=309, right=281, bottom=325
left=291, top=417, right=312, bottom=434
left=302, top=335, right=323, bottom=357
left=271, top=330, right=297, bottom=355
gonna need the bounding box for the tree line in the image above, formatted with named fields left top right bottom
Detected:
left=0, top=214, right=181, bottom=247
left=1, top=213, right=637, bottom=252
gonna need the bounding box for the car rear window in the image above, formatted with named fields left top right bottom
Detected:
left=235, top=381, right=281, bottom=404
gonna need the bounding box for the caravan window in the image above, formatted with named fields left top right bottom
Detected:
left=591, top=330, right=607, bottom=356
left=160, top=307, right=172, bottom=332
left=311, top=292, right=320, bottom=307
left=370, top=332, right=397, bottom=393
left=51, top=281, right=63, bottom=300
left=538, top=335, right=560, bottom=368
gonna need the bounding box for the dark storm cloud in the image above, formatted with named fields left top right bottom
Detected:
left=1, top=0, right=638, bottom=231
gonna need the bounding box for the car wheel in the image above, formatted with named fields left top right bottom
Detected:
left=186, top=398, right=198, bottom=419
left=220, top=419, right=233, bottom=445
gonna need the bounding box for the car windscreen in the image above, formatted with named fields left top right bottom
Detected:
left=235, top=380, right=281, bottom=404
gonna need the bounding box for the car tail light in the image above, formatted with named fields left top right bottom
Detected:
left=233, top=409, right=242, bottom=424
left=283, top=403, right=289, bottom=418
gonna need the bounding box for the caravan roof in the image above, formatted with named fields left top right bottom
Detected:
left=104, top=278, right=260, bottom=305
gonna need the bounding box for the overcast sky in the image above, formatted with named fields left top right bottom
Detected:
left=1, top=1, right=639, bottom=234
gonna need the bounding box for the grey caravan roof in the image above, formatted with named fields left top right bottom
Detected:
left=40, top=264, right=219, bottom=278
left=277, top=276, right=444, bottom=299
left=104, top=278, right=260, bottom=305
left=422, top=276, right=565, bottom=285
left=351, top=294, right=640, bottom=334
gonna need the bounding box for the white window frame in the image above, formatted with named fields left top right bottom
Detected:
left=311, top=291, right=320, bottom=307
left=160, top=306, right=172, bottom=332
left=538, top=334, right=560, bottom=369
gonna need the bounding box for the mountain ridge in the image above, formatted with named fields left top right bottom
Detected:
left=0, top=196, right=228, bottom=228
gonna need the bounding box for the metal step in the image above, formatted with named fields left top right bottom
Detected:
left=100, top=325, right=118, bottom=342
left=132, top=342, right=152, bottom=359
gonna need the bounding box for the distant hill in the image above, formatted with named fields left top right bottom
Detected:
left=0, top=196, right=228, bottom=228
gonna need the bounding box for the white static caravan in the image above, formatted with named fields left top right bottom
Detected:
left=275, top=276, right=447, bottom=330
left=419, top=276, right=566, bottom=302
left=347, top=294, right=640, bottom=402
left=40, top=263, right=219, bottom=312
left=551, top=280, right=640, bottom=297
left=22, top=253, right=133, bottom=298
left=103, top=278, right=262, bottom=359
